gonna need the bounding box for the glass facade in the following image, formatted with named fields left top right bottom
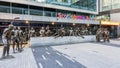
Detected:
left=102, top=0, right=120, bottom=11
left=35, top=0, right=97, bottom=12
left=0, top=1, right=97, bottom=21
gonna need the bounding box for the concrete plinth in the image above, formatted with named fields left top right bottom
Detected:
left=30, top=35, right=96, bottom=47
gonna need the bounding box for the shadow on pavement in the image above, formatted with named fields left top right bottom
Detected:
left=92, top=42, right=120, bottom=48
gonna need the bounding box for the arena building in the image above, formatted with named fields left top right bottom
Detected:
left=0, top=0, right=99, bottom=37
left=99, top=0, right=120, bottom=38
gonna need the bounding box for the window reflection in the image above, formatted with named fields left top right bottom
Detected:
left=46, top=0, right=97, bottom=11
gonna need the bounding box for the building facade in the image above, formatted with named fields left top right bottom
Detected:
left=100, top=0, right=120, bottom=37
left=0, top=0, right=99, bottom=36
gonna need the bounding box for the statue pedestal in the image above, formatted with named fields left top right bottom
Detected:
left=30, top=35, right=96, bottom=47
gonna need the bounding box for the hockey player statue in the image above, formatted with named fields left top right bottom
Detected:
left=77, top=27, right=84, bottom=38
left=96, top=28, right=104, bottom=42
left=11, top=27, right=21, bottom=53
left=74, top=27, right=84, bottom=38
left=40, top=27, right=45, bottom=37
left=45, top=26, right=52, bottom=37
left=74, top=27, right=80, bottom=36
left=30, top=27, right=35, bottom=37
left=1, top=24, right=13, bottom=58
left=18, top=27, right=24, bottom=50
left=54, top=27, right=66, bottom=38
left=103, top=28, right=110, bottom=42
left=69, top=27, right=74, bottom=36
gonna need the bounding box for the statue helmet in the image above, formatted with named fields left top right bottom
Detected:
left=8, top=24, right=14, bottom=29
left=18, top=27, right=21, bottom=30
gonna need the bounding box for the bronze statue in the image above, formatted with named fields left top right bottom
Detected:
left=11, top=26, right=21, bottom=53
left=30, top=27, right=35, bottom=37
left=96, top=28, right=103, bottom=42
left=1, top=24, right=13, bottom=58
left=69, top=27, right=74, bottom=36
left=18, top=27, right=24, bottom=50
left=45, top=26, right=52, bottom=37
left=74, top=28, right=80, bottom=36
left=77, top=27, right=84, bottom=38
left=103, top=28, right=110, bottom=42
left=54, top=27, right=66, bottom=38
left=39, top=27, right=45, bottom=37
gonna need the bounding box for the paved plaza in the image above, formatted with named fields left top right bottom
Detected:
left=0, top=40, right=120, bottom=68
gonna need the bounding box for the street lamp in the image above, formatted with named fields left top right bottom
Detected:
left=25, top=20, right=30, bottom=33
left=25, top=20, right=30, bottom=47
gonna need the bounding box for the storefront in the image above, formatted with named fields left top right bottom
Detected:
left=101, top=21, right=120, bottom=38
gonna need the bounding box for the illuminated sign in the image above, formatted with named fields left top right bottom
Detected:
left=101, top=21, right=120, bottom=26
left=57, top=13, right=95, bottom=20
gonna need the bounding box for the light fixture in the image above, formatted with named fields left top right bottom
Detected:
left=87, top=24, right=90, bottom=27
left=25, top=20, right=29, bottom=24
left=73, top=23, right=76, bottom=26
left=52, top=22, right=55, bottom=25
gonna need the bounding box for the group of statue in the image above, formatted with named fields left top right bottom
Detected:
left=29, top=26, right=91, bottom=38
left=96, top=28, right=110, bottom=42
left=1, top=24, right=29, bottom=59
left=1, top=24, right=110, bottom=59
left=30, top=26, right=110, bottom=42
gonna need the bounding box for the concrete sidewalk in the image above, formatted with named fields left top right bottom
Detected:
left=0, top=39, right=120, bottom=68
left=0, top=47, right=38, bottom=68
left=52, top=40, right=120, bottom=68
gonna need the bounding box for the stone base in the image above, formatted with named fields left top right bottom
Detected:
left=30, top=35, right=96, bottom=47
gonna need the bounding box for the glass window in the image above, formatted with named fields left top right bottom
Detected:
left=46, top=0, right=97, bottom=11
left=0, top=2, right=10, bottom=13
left=44, top=8, right=56, bottom=17
left=51, top=12, right=57, bottom=17
left=102, top=0, right=120, bottom=11
left=71, top=0, right=96, bottom=11
left=30, top=5, right=43, bottom=16
left=23, top=9, right=28, bottom=14
left=0, top=5, right=10, bottom=13
left=63, top=0, right=68, bottom=3
left=30, top=9, right=43, bottom=16
left=12, top=7, right=23, bottom=14
left=12, top=7, right=29, bottom=14
left=55, top=0, right=68, bottom=3
left=44, top=11, right=52, bottom=17
left=12, top=3, right=28, bottom=14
